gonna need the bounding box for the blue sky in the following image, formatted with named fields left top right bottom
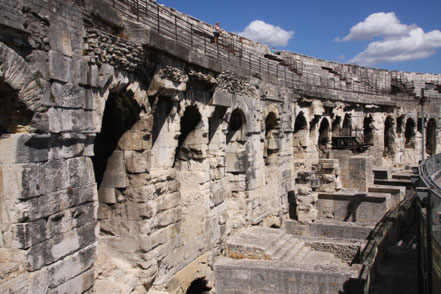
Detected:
left=158, top=0, right=441, bottom=74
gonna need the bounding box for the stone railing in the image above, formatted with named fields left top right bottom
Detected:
left=94, top=0, right=439, bottom=102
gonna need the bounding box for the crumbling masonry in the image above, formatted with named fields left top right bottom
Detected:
left=0, top=0, right=441, bottom=293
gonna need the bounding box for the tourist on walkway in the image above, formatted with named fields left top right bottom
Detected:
left=213, top=22, right=221, bottom=44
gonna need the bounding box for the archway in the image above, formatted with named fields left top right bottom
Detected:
left=226, top=108, right=247, bottom=173
left=174, top=105, right=202, bottom=163
left=342, top=114, right=352, bottom=137
left=384, top=116, right=395, bottom=155
left=332, top=116, right=342, bottom=136
left=318, top=118, right=330, bottom=157
left=264, top=111, right=279, bottom=165
left=92, top=90, right=142, bottom=188
left=426, top=118, right=437, bottom=156
left=405, top=118, right=416, bottom=148
left=293, top=112, right=308, bottom=159
left=363, top=116, right=374, bottom=145
left=0, top=79, right=33, bottom=136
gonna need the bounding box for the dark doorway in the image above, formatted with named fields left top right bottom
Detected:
left=92, top=91, right=141, bottom=187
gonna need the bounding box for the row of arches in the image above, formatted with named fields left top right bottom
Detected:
left=292, top=111, right=438, bottom=157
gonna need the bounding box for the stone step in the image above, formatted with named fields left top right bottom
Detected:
left=302, top=251, right=342, bottom=267
left=273, top=238, right=306, bottom=260
left=289, top=246, right=311, bottom=263
left=391, top=173, right=412, bottom=180
left=265, top=233, right=293, bottom=257
left=374, top=178, right=413, bottom=189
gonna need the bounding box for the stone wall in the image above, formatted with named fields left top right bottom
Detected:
left=0, top=0, right=440, bottom=293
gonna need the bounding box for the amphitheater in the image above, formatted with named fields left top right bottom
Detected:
left=1, top=0, right=441, bottom=293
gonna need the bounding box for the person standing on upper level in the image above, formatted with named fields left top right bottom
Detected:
left=213, top=22, right=221, bottom=44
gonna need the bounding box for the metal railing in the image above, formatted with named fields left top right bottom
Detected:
left=96, top=0, right=440, bottom=103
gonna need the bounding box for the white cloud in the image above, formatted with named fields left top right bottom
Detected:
left=339, top=12, right=441, bottom=66
left=349, top=28, right=441, bottom=66
left=343, top=12, right=410, bottom=41
left=238, top=20, right=294, bottom=47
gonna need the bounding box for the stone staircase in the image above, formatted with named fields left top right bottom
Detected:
left=224, top=226, right=345, bottom=268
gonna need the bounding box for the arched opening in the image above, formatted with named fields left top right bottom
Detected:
left=384, top=116, right=395, bottom=155
left=426, top=118, right=437, bottom=156
left=208, top=106, right=227, bottom=143
left=288, top=191, right=297, bottom=220
left=0, top=79, right=33, bottom=136
left=226, top=109, right=245, bottom=144
left=92, top=90, right=141, bottom=188
left=396, top=116, right=404, bottom=134
left=318, top=118, right=330, bottom=157
left=186, top=277, right=211, bottom=294
left=405, top=118, right=416, bottom=148
left=174, top=105, right=202, bottom=163
left=363, top=116, right=374, bottom=145
left=226, top=108, right=247, bottom=173
left=332, top=116, right=342, bottom=135
left=342, top=114, right=352, bottom=136
left=293, top=112, right=308, bottom=159
left=264, top=112, right=279, bottom=165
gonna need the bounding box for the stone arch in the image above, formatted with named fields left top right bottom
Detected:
left=92, top=86, right=143, bottom=190
left=396, top=115, right=404, bottom=134
left=342, top=113, right=352, bottom=136
left=384, top=116, right=395, bottom=155
left=0, top=79, right=33, bottom=136
left=332, top=116, right=342, bottom=135
left=405, top=117, right=416, bottom=148
left=174, top=105, right=202, bottom=164
left=264, top=111, right=280, bottom=165
left=293, top=112, right=308, bottom=159
left=426, top=118, right=437, bottom=156
left=0, top=43, right=47, bottom=133
left=318, top=117, right=330, bottom=157
left=226, top=108, right=246, bottom=144
left=363, top=116, right=374, bottom=145
left=226, top=108, right=248, bottom=173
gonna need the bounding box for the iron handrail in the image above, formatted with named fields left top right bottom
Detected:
left=95, top=0, right=440, bottom=103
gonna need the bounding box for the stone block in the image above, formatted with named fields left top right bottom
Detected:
left=47, top=243, right=96, bottom=289
left=210, top=90, right=232, bottom=107
left=50, top=82, right=85, bottom=108
left=68, top=157, right=95, bottom=188
left=125, top=150, right=151, bottom=173
left=48, top=267, right=94, bottom=294
left=47, top=202, right=97, bottom=238
left=100, top=151, right=127, bottom=188
left=98, top=187, right=116, bottom=204
left=89, top=64, right=98, bottom=87
left=156, top=207, right=182, bottom=227
left=118, top=131, right=151, bottom=151
left=0, top=134, right=50, bottom=164
left=156, top=192, right=180, bottom=212
left=49, top=50, right=72, bottom=83
left=49, top=27, right=73, bottom=57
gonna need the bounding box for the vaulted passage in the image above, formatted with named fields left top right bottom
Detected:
left=92, top=90, right=141, bottom=188
left=405, top=118, right=416, bottom=148
left=186, top=278, right=211, bottom=294
left=0, top=79, right=33, bottom=136
left=364, top=116, right=374, bottom=145
left=318, top=118, right=330, bottom=157
left=226, top=109, right=247, bottom=173
left=342, top=114, right=352, bottom=136
left=293, top=112, right=308, bottom=159
left=264, top=111, right=279, bottom=165
left=384, top=116, right=395, bottom=155
left=426, top=118, right=437, bottom=156
left=175, top=105, right=202, bottom=163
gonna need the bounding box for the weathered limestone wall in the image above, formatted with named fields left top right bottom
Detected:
left=0, top=0, right=441, bottom=293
